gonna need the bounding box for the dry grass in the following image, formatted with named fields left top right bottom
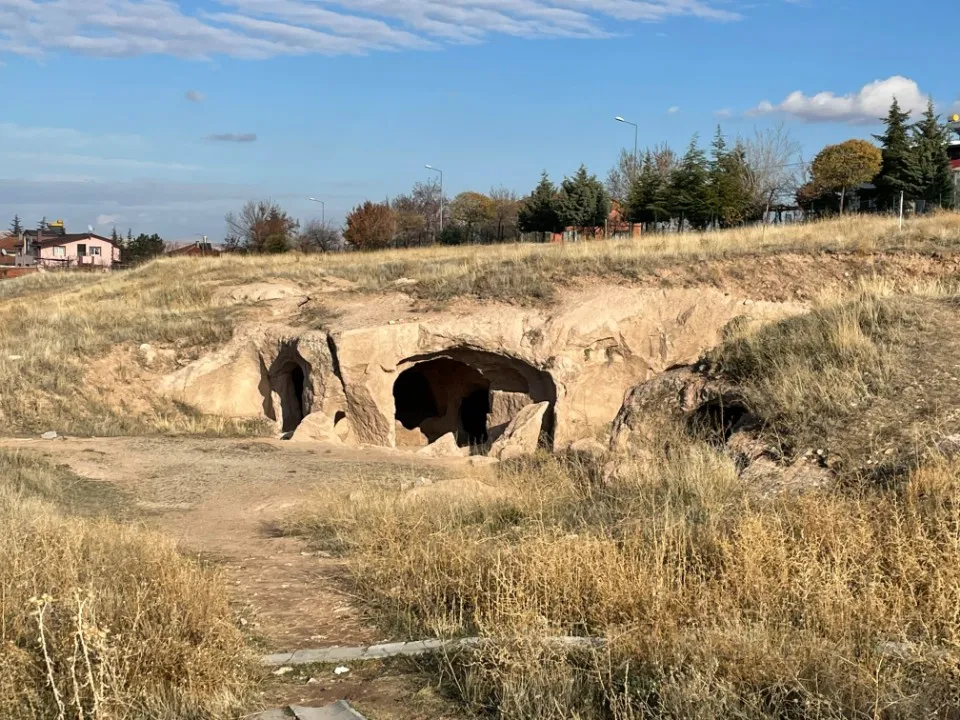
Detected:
left=0, top=262, right=266, bottom=436
left=136, top=213, right=960, bottom=305
left=710, top=284, right=960, bottom=480
left=291, top=438, right=960, bottom=718
left=0, top=451, right=253, bottom=719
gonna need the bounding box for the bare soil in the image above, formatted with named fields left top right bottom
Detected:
left=0, top=436, right=467, bottom=719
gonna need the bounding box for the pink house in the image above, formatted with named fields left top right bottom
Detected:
left=35, top=233, right=121, bottom=269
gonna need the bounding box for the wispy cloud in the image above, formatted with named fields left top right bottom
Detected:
left=0, top=0, right=747, bottom=60
left=667, top=106, right=680, bottom=115
left=749, top=75, right=929, bottom=124
left=206, top=133, right=257, bottom=143
left=185, top=89, right=206, bottom=102
left=713, top=108, right=733, bottom=118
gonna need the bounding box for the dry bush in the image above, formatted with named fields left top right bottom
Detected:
left=0, top=452, right=252, bottom=719
left=292, top=437, right=960, bottom=718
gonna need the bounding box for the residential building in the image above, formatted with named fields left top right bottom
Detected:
left=17, top=222, right=121, bottom=269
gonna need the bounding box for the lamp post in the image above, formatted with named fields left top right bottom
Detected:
left=425, top=165, right=443, bottom=232
left=615, top=116, right=639, bottom=178
left=308, top=197, right=325, bottom=226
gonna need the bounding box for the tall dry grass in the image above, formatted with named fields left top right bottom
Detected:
left=0, top=451, right=252, bottom=719
left=293, top=431, right=960, bottom=718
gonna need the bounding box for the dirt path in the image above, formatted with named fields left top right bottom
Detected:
left=1, top=436, right=464, bottom=718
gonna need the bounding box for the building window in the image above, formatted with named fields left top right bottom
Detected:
left=77, top=244, right=87, bottom=256
left=53, top=246, right=66, bottom=258
left=90, top=246, right=101, bottom=256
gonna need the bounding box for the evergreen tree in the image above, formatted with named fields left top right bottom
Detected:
left=914, top=99, right=955, bottom=210
left=124, top=233, right=166, bottom=265
left=557, top=165, right=609, bottom=235
left=517, top=171, right=564, bottom=240
left=626, top=152, right=666, bottom=228
left=9, top=215, right=22, bottom=235
left=706, top=126, right=728, bottom=226
left=874, top=99, right=921, bottom=209
left=667, top=136, right=711, bottom=231
left=110, top=227, right=120, bottom=245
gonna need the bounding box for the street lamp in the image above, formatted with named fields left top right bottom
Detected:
left=615, top=116, right=639, bottom=178
left=308, top=197, right=325, bottom=225
left=425, top=164, right=443, bottom=232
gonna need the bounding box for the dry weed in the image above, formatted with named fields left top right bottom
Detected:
left=0, top=452, right=253, bottom=719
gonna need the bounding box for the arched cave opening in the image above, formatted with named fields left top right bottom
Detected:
left=269, top=347, right=314, bottom=433
left=393, top=349, right=556, bottom=450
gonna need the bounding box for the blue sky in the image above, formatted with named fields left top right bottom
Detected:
left=1, top=0, right=957, bottom=242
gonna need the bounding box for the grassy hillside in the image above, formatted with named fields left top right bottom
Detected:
left=0, top=213, right=958, bottom=436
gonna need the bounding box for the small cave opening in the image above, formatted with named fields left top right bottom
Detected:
left=688, top=398, right=751, bottom=446
left=268, top=346, right=314, bottom=433
left=393, top=348, right=557, bottom=451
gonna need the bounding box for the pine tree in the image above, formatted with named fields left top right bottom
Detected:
left=557, top=165, right=609, bottom=236
left=518, top=171, right=564, bottom=240
left=110, top=227, right=120, bottom=245
left=10, top=215, right=22, bottom=235
left=706, top=126, right=728, bottom=226
left=874, top=98, right=921, bottom=209
left=914, top=99, right=955, bottom=210
left=626, top=152, right=665, bottom=228
left=667, top=136, right=711, bottom=231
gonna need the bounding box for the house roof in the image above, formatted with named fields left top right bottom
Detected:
left=0, top=235, right=22, bottom=266
left=35, top=233, right=117, bottom=248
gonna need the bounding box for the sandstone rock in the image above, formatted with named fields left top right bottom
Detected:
left=41, top=430, right=58, bottom=440
left=467, top=455, right=500, bottom=468
left=395, top=421, right=429, bottom=448
left=568, top=437, right=608, bottom=460
left=138, top=343, right=157, bottom=366
left=334, top=416, right=359, bottom=447
left=487, top=390, right=532, bottom=442
left=417, top=433, right=468, bottom=458
left=490, top=402, right=549, bottom=461
left=290, top=413, right=341, bottom=444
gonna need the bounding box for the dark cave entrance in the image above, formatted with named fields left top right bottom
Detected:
left=269, top=347, right=314, bottom=433
left=393, top=349, right=556, bottom=450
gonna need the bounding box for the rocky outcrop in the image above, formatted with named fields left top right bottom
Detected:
left=490, top=402, right=549, bottom=461
left=160, top=286, right=799, bottom=457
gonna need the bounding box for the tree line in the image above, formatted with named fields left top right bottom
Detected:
left=219, top=98, right=958, bottom=254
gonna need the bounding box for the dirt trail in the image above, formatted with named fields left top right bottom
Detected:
left=1, top=436, right=462, bottom=717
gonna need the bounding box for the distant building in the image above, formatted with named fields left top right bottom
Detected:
left=166, top=240, right=221, bottom=257
left=948, top=114, right=960, bottom=205
left=550, top=200, right=641, bottom=242
left=12, top=221, right=121, bottom=269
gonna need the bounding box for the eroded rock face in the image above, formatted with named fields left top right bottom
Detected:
left=160, top=287, right=798, bottom=455
left=290, top=412, right=341, bottom=444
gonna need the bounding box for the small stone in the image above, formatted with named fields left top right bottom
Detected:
left=7, top=355, right=22, bottom=361
left=41, top=431, right=58, bottom=440
left=333, top=666, right=350, bottom=676
left=272, top=666, right=294, bottom=676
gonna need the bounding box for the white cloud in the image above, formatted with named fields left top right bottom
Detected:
left=96, top=214, right=121, bottom=226
left=749, top=75, right=929, bottom=124
left=185, top=89, right=205, bottom=102
left=713, top=108, right=733, bottom=118
left=667, top=106, right=680, bottom=115
left=0, top=0, right=745, bottom=60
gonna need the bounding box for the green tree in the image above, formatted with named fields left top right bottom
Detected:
left=705, top=127, right=753, bottom=228
left=449, top=191, right=495, bottom=244
left=667, top=136, right=711, bottom=231
left=110, top=227, right=120, bottom=245
left=343, top=200, right=396, bottom=250
left=225, top=200, right=298, bottom=253
left=810, top=139, right=882, bottom=215
left=874, top=99, right=921, bottom=209
left=518, top=172, right=564, bottom=241
left=9, top=215, right=22, bottom=235
left=124, top=233, right=166, bottom=265
left=557, top=165, right=609, bottom=237
left=914, top=99, right=955, bottom=210
left=625, top=152, right=668, bottom=228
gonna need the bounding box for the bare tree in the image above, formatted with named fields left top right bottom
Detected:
left=225, top=200, right=298, bottom=253
left=650, top=142, right=679, bottom=180
left=743, top=122, right=803, bottom=219
left=604, top=148, right=636, bottom=203
left=489, top=186, right=520, bottom=242
left=298, top=218, right=342, bottom=252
